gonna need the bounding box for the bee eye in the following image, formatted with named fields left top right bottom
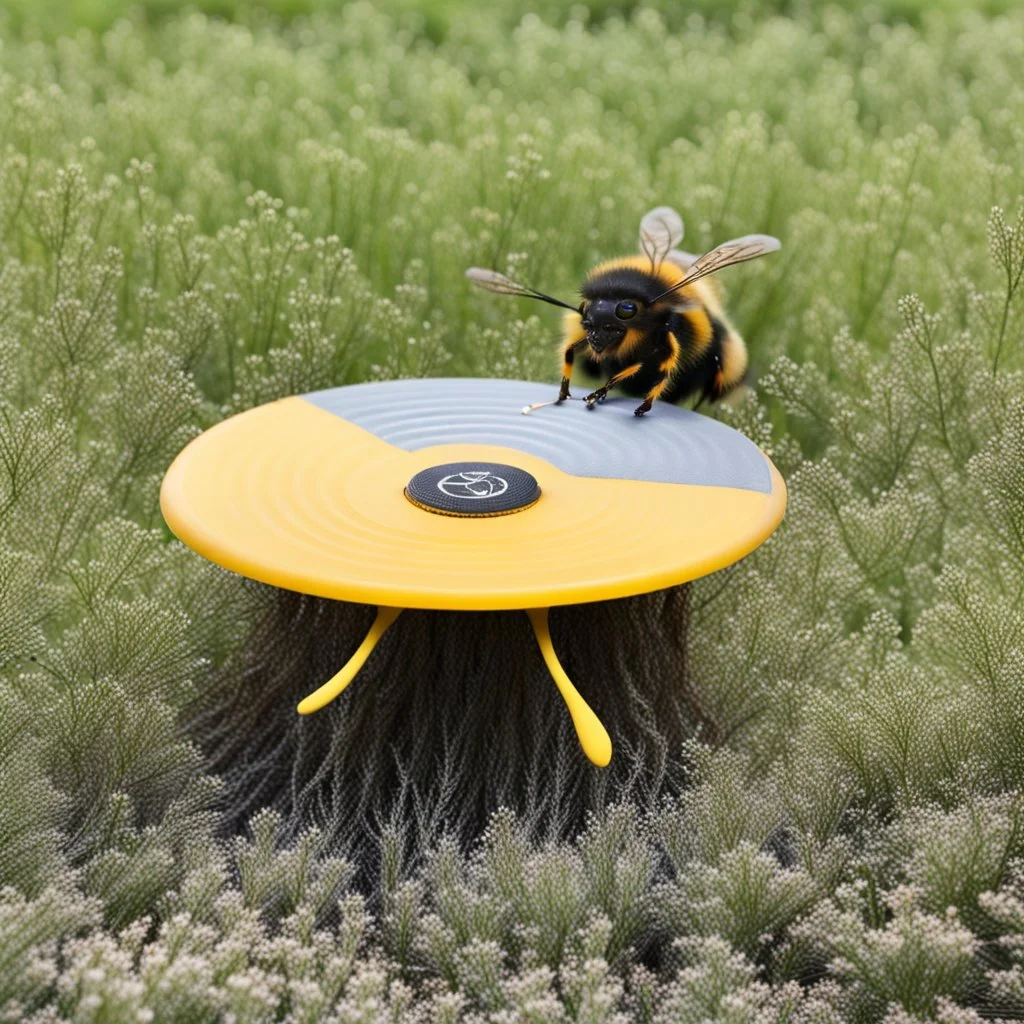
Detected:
left=615, top=301, right=638, bottom=320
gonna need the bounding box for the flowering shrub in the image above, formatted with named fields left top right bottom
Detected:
left=1, top=0, right=1023, bottom=1019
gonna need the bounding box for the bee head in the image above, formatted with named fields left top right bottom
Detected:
left=580, top=265, right=668, bottom=356
left=580, top=298, right=642, bottom=354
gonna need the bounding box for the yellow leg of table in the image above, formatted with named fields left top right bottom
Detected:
left=526, top=607, right=613, bottom=767
left=297, top=606, right=404, bottom=715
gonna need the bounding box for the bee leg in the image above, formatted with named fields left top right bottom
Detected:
left=585, top=362, right=645, bottom=409
left=635, top=340, right=681, bottom=417
left=557, top=337, right=588, bottom=404
left=635, top=374, right=668, bottom=416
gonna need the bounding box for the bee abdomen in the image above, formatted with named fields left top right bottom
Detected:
left=663, top=311, right=747, bottom=405
left=712, top=328, right=748, bottom=398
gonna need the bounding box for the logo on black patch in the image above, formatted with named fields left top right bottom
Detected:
left=405, top=462, right=539, bottom=517
left=437, top=470, right=509, bottom=500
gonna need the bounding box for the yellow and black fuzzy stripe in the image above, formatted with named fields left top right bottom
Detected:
left=663, top=313, right=748, bottom=405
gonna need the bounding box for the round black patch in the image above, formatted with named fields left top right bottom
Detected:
left=405, top=462, right=540, bottom=517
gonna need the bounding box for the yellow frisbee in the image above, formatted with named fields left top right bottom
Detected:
left=161, top=378, right=786, bottom=766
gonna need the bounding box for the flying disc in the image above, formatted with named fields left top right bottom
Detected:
left=160, top=378, right=786, bottom=766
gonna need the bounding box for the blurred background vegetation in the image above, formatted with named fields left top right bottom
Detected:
left=0, top=0, right=1023, bottom=1020
left=3, top=0, right=1023, bottom=39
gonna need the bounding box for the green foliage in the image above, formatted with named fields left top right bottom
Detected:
left=792, top=886, right=980, bottom=1020
left=0, top=0, right=1023, bottom=1019
left=2, top=0, right=1021, bottom=44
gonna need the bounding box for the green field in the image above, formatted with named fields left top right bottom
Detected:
left=1, top=1, right=1023, bottom=1020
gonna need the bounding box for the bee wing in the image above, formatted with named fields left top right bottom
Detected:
left=465, top=267, right=579, bottom=312
left=465, top=267, right=534, bottom=297
left=674, top=234, right=781, bottom=289
left=639, top=206, right=685, bottom=271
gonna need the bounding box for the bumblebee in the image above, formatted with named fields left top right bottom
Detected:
left=467, top=207, right=780, bottom=416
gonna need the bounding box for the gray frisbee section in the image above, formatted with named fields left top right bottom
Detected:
left=302, top=378, right=772, bottom=494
